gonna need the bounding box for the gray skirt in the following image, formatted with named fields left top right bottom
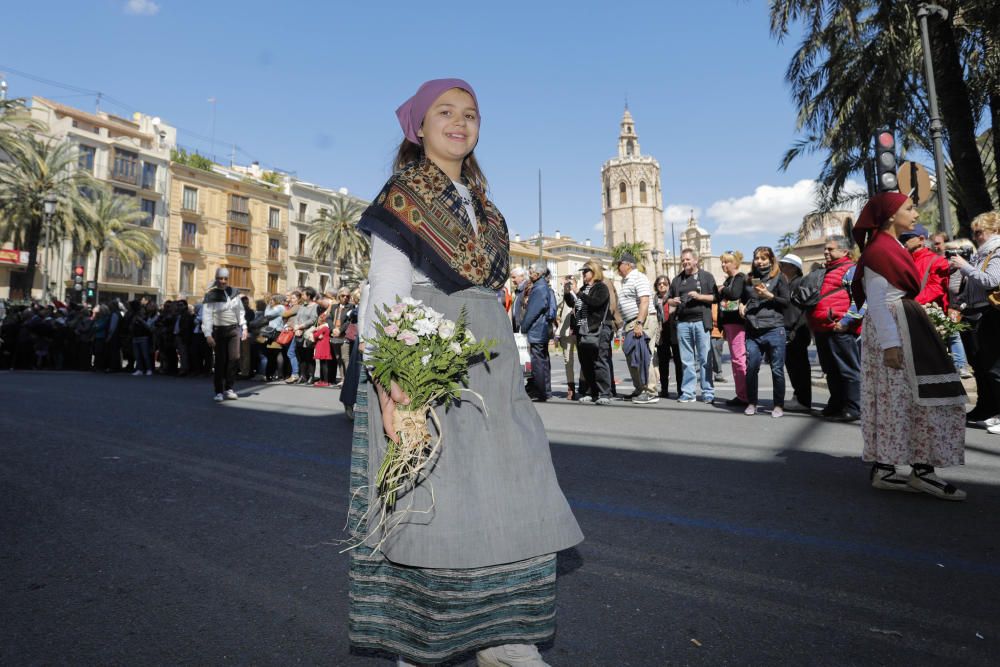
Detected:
left=356, top=284, right=583, bottom=569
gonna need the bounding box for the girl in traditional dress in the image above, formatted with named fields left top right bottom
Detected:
left=852, top=193, right=968, bottom=500
left=347, top=79, right=583, bottom=666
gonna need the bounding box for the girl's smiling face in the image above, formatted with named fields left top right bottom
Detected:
left=417, top=88, right=479, bottom=176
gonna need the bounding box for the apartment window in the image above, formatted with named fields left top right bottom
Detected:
left=267, top=272, right=279, bottom=294
left=268, top=207, right=281, bottom=230
left=182, top=186, right=198, bottom=212
left=180, top=262, right=195, bottom=295
left=105, top=252, right=132, bottom=281
left=140, top=198, right=156, bottom=227
left=181, top=222, right=197, bottom=248
left=298, top=202, right=307, bottom=222
left=112, top=149, right=139, bottom=185
left=639, top=181, right=647, bottom=204
left=113, top=187, right=136, bottom=199
left=226, top=226, right=251, bottom=256
left=228, top=194, right=250, bottom=225
left=226, top=265, right=250, bottom=289
left=297, top=233, right=306, bottom=256
left=619, top=182, right=627, bottom=205
left=141, top=162, right=157, bottom=190
left=319, top=274, right=329, bottom=294
left=136, top=254, right=151, bottom=286
left=268, top=238, right=280, bottom=261
left=297, top=271, right=309, bottom=287
left=78, top=145, right=96, bottom=173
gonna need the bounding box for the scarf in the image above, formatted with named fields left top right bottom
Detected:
left=850, top=193, right=917, bottom=309
left=203, top=284, right=238, bottom=304
left=359, top=160, right=510, bottom=293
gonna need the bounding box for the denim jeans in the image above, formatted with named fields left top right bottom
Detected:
left=745, top=326, right=786, bottom=407
left=948, top=331, right=967, bottom=371
left=287, top=335, right=300, bottom=376
left=677, top=320, right=713, bottom=399
left=132, top=336, right=152, bottom=373
left=814, top=331, right=861, bottom=414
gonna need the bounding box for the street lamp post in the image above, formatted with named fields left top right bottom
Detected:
left=42, top=193, right=58, bottom=304
left=650, top=248, right=660, bottom=277
left=916, top=3, right=954, bottom=240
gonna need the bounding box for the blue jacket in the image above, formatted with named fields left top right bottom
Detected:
left=520, top=279, right=552, bottom=344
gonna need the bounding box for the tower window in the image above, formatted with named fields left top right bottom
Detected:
left=639, top=181, right=647, bottom=204
left=619, top=182, right=627, bottom=205
left=626, top=140, right=634, bottom=156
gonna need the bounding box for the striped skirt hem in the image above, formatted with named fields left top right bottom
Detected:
left=347, top=378, right=557, bottom=664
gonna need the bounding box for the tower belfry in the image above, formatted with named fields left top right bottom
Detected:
left=601, top=107, right=664, bottom=271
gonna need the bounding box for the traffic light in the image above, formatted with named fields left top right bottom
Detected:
left=72, top=265, right=85, bottom=292
left=85, top=280, right=96, bottom=301
left=874, top=129, right=899, bottom=192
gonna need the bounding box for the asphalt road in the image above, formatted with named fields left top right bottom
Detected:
left=2, top=366, right=999, bottom=666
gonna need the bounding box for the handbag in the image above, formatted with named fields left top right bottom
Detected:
left=982, top=252, right=1000, bottom=309
left=577, top=299, right=610, bottom=351
left=345, top=322, right=358, bottom=342
left=276, top=329, right=294, bottom=346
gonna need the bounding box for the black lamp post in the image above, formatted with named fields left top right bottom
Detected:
left=42, top=193, right=58, bottom=303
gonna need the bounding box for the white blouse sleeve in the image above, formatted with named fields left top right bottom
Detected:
left=864, top=267, right=902, bottom=350
left=363, top=235, right=414, bottom=343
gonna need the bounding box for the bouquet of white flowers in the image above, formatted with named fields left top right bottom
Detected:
left=923, top=302, right=968, bottom=341
left=367, top=297, right=495, bottom=513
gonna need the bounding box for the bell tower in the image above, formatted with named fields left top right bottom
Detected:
left=601, top=107, right=664, bottom=267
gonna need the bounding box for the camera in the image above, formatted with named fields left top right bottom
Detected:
left=945, top=247, right=973, bottom=260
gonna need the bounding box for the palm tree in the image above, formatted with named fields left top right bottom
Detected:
left=0, top=134, right=90, bottom=296
left=73, top=185, right=158, bottom=301
left=769, top=0, right=995, bottom=236
left=307, top=194, right=368, bottom=288
left=611, top=240, right=649, bottom=273
left=776, top=231, right=797, bottom=256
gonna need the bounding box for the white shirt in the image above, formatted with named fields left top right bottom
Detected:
left=863, top=266, right=904, bottom=350
left=618, top=267, right=652, bottom=322
left=451, top=181, right=478, bottom=234
left=201, top=289, right=247, bottom=337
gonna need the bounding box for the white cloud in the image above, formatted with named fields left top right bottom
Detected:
left=707, top=179, right=865, bottom=236
left=124, top=0, right=159, bottom=15
left=664, top=204, right=701, bottom=225
left=593, top=220, right=604, bottom=231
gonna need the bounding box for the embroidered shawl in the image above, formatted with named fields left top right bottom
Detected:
left=358, top=160, right=510, bottom=293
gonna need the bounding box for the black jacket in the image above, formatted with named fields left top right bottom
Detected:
left=742, top=272, right=789, bottom=332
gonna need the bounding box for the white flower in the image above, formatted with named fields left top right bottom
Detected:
left=423, top=307, right=444, bottom=323
left=413, top=318, right=438, bottom=337
left=421, top=354, right=432, bottom=365
left=438, top=320, right=456, bottom=339
left=404, top=310, right=418, bottom=321
left=465, top=328, right=476, bottom=343
left=401, top=296, right=421, bottom=307
left=387, top=303, right=405, bottom=321
left=449, top=342, right=463, bottom=355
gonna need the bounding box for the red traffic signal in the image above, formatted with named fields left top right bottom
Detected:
left=73, top=265, right=85, bottom=277
left=877, top=132, right=895, bottom=149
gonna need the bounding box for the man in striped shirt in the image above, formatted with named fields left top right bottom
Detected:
left=616, top=253, right=658, bottom=404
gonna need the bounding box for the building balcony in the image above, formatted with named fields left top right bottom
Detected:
left=267, top=250, right=285, bottom=263
left=225, top=243, right=250, bottom=257
left=227, top=210, right=250, bottom=226
left=107, top=167, right=139, bottom=186
left=266, top=223, right=284, bottom=234
left=180, top=204, right=205, bottom=219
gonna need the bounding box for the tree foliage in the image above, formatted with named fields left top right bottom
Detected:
left=73, top=184, right=159, bottom=290
left=307, top=194, right=369, bottom=288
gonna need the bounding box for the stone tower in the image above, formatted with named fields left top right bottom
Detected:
left=601, top=108, right=664, bottom=261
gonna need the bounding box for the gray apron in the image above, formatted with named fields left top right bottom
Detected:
left=363, top=284, right=583, bottom=568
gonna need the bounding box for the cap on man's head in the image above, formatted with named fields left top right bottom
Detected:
left=898, top=223, right=930, bottom=242
left=779, top=253, right=803, bottom=271
left=215, top=267, right=230, bottom=279
left=617, top=252, right=637, bottom=266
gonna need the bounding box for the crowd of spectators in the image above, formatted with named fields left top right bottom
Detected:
left=510, top=217, right=998, bottom=436
left=0, top=287, right=362, bottom=392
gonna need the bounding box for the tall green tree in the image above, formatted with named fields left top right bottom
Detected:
left=0, top=133, right=90, bottom=296
left=73, top=185, right=159, bottom=299
left=776, top=231, right=797, bottom=256
left=769, top=0, right=996, bottom=237
left=307, top=194, right=368, bottom=288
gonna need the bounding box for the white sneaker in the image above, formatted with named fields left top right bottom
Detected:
left=145, top=370, right=153, bottom=376
left=477, top=644, right=549, bottom=667
left=132, top=370, right=143, bottom=376
left=224, top=389, right=238, bottom=400
left=771, top=406, right=784, bottom=419
left=213, top=393, right=225, bottom=402
left=987, top=423, right=1000, bottom=435
left=744, top=404, right=757, bottom=416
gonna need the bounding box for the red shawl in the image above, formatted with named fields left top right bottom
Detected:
left=851, top=193, right=919, bottom=308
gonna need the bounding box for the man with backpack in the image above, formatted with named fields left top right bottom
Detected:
left=806, top=237, right=864, bottom=422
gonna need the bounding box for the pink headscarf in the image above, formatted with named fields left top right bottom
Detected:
left=395, top=78, right=479, bottom=145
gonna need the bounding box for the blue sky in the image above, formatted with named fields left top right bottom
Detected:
left=2, top=0, right=846, bottom=257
